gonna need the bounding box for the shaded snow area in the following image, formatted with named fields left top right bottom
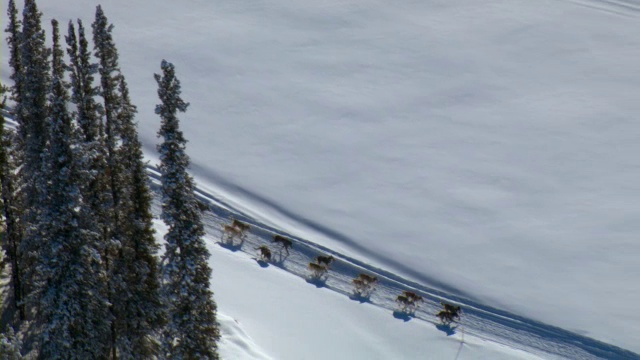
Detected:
left=3, top=0, right=640, bottom=358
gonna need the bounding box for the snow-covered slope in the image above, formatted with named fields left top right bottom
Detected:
left=5, top=103, right=632, bottom=357
left=204, top=226, right=543, bottom=360
left=147, top=169, right=636, bottom=359
left=3, top=0, right=640, bottom=358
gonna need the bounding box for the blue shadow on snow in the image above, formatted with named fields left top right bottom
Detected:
left=392, top=311, right=414, bottom=322
left=305, top=277, right=327, bottom=288
left=349, top=294, right=372, bottom=304
left=218, top=241, right=243, bottom=252
left=255, top=259, right=269, bottom=268
left=436, top=323, right=458, bottom=336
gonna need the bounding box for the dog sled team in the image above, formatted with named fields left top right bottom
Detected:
left=221, top=217, right=462, bottom=325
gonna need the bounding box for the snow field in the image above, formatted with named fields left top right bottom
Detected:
left=148, top=173, right=637, bottom=359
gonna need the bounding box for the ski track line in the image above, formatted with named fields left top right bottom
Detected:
left=3, top=109, right=639, bottom=359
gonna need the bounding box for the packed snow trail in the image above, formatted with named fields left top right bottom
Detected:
left=3, top=112, right=638, bottom=359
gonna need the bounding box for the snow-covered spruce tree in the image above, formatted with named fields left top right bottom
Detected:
left=92, top=7, right=125, bottom=224
left=66, top=18, right=113, bottom=255
left=67, top=19, right=103, bottom=142
left=5, top=0, right=21, bottom=74
left=33, top=20, right=110, bottom=359
left=5, top=0, right=22, bottom=128
left=93, top=7, right=166, bottom=357
left=156, top=60, right=220, bottom=359
left=5, top=0, right=22, bottom=115
left=92, top=6, right=124, bottom=254
left=0, top=83, right=6, bottom=236
left=109, top=76, right=166, bottom=359
left=15, top=0, right=51, bottom=320
left=92, top=5, right=122, bottom=192
left=16, top=0, right=49, bottom=191
left=0, top=97, right=25, bottom=322
left=66, top=22, right=116, bottom=339
left=4, top=0, right=27, bottom=323
left=92, top=6, right=127, bottom=356
left=0, top=84, right=4, bottom=213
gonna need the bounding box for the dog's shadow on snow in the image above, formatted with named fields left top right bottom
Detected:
left=305, top=277, right=327, bottom=288
left=255, top=259, right=270, bottom=268
left=436, top=323, right=458, bottom=336
left=218, top=241, right=243, bottom=252
left=349, top=294, right=372, bottom=304
left=392, top=311, right=414, bottom=322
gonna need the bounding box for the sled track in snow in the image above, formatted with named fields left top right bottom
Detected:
left=2, top=110, right=638, bottom=359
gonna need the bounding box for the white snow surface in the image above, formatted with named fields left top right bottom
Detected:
left=3, top=0, right=640, bottom=358
left=205, top=226, right=541, bottom=360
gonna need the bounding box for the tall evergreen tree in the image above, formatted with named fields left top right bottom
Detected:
left=16, top=0, right=49, bottom=180
left=66, top=21, right=114, bottom=324
left=17, top=0, right=51, bottom=315
left=110, top=77, right=166, bottom=359
left=5, top=0, right=22, bottom=117
left=33, top=20, right=110, bottom=359
left=92, top=5, right=123, bottom=210
left=0, top=83, right=7, bottom=261
left=3, top=0, right=26, bottom=322
left=0, top=83, right=4, bottom=221
left=5, top=0, right=22, bottom=125
left=156, top=60, right=220, bottom=359
left=67, top=18, right=111, bottom=225
left=66, top=19, right=102, bottom=142
left=1, top=84, right=26, bottom=322
left=93, top=7, right=168, bottom=358
left=0, top=122, right=25, bottom=323
left=5, top=0, right=21, bottom=77
left=92, top=7, right=127, bottom=356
